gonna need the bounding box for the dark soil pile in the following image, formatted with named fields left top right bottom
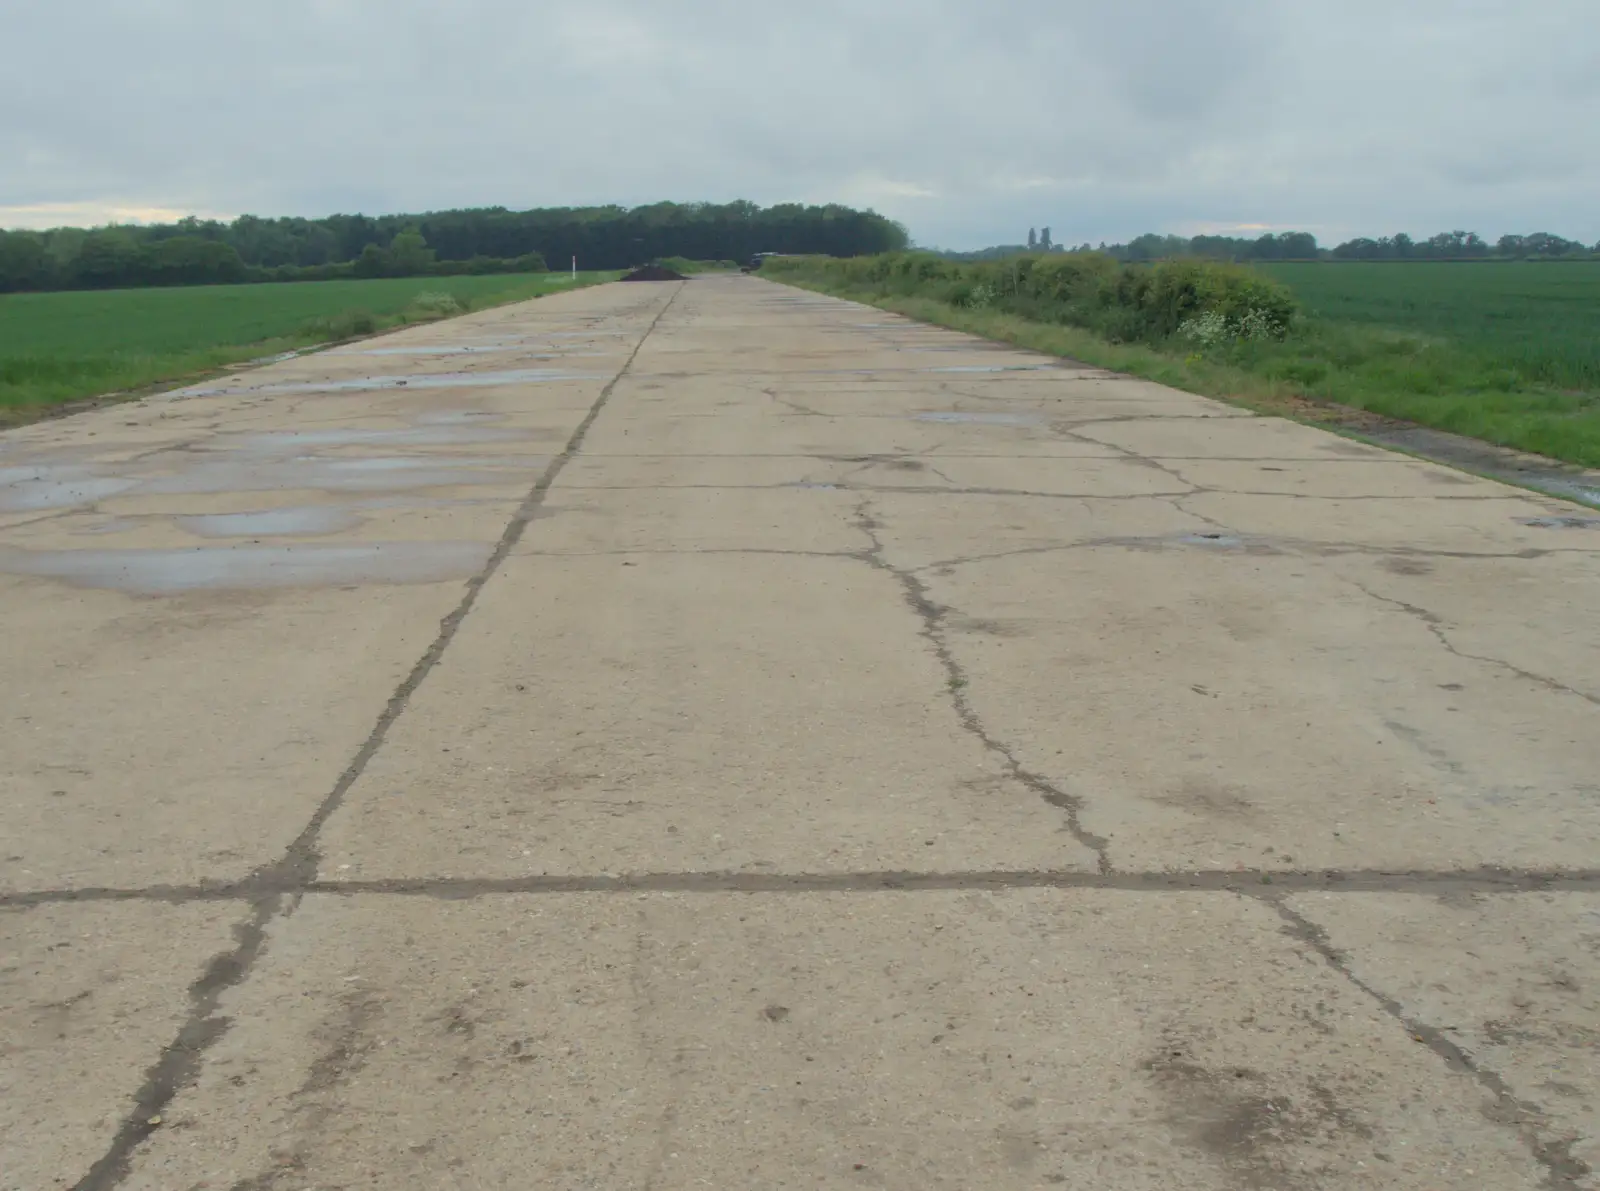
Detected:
left=620, top=264, right=689, bottom=281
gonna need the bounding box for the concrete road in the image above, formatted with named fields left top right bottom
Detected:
left=3, top=275, right=1599, bottom=1190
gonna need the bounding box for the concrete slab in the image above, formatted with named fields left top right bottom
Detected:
left=1288, top=893, right=1600, bottom=1184
left=122, top=891, right=1541, bottom=1191
left=524, top=483, right=866, bottom=556
left=0, top=580, right=467, bottom=891
left=910, top=544, right=1600, bottom=872
left=319, top=553, right=1096, bottom=879
left=0, top=902, right=244, bottom=1190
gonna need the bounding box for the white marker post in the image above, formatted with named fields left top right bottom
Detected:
left=571, top=256, right=576, bottom=281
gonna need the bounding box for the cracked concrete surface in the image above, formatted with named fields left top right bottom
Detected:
left=2, top=276, right=1598, bottom=1189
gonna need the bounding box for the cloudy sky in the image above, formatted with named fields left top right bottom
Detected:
left=2, top=0, right=1595, bottom=249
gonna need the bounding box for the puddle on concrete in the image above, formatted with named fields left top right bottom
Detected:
left=913, top=412, right=1045, bottom=426
left=1540, top=481, right=1600, bottom=508
left=138, top=456, right=539, bottom=496
left=0, top=471, right=140, bottom=512
left=344, top=346, right=610, bottom=360
left=1, top=409, right=545, bottom=517
left=413, top=410, right=506, bottom=425
left=1518, top=515, right=1600, bottom=529
left=178, top=507, right=361, bottom=537
left=78, top=517, right=144, bottom=536
left=174, top=368, right=606, bottom=398
left=0, top=541, right=491, bottom=593
left=224, top=425, right=529, bottom=451
left=1344, top=424, right=1600, bottom=510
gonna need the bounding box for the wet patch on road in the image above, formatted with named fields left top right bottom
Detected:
left=0, top=541, right=492, bottom=593
left=176, top=507, right=363, bottom=537
left=0, top=471, right=140, bottom=512
left=0, top=404, right=550, bottom=590
left=171, top=368, right=608, bottom=399
left=1517, top=514, right=1600, bottom=529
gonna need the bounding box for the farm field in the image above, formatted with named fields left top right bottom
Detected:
left=1257, top=261, right=1600, bottom=393
left=0, top=271, right=614, bottom=420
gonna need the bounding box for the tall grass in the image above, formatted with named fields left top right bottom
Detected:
left=766, top=255, right=1600, bottom=468
left=0, top=272, right=614, bottom=418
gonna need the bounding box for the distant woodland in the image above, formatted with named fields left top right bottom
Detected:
left=0, top=201, right=911, bottom=292
left=943, top=227, right=1599, bottom=263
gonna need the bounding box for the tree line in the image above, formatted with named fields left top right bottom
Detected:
left=0, top=201, right=910, bottom=293
left=940, top=228, right=1599, bottom=263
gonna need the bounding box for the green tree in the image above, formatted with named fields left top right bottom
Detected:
left=353, top=243, right=392, bottom=278
left=0, top=230, right=55, bottom=291
left=73, top=228, right=142, bottom=287
left=388, top=226, right=436, bottom=275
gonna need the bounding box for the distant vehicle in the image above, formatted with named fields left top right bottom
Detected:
left=744, top=252, right=785, bottom=273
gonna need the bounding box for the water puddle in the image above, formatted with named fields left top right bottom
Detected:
left=224, top=425, right=528, bottom=451
left=178, top=507, right=361, bottom=537
left=174, top=368, right=606, bottom=398
left=1518, top=515, right=1600, bottom=529
left=1342, top=424, right=1600, bottom=511
left=913, top=412, right=1044, bottom=426
left=138, top=456, right=538, bottom=496
left=1539, top=481, right=1600, bottom=508
left=413, top=410, right=506, bottom=425
left=1, top=471, right=140, bottom=512
left=344, top=346, right=610, bottom=360
left=0, top=541, right=491, bottom=593
left=2, top=406, right=544, bottom=517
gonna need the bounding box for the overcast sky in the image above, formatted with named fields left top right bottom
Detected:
left=2, top=0, right=1595, bottom=249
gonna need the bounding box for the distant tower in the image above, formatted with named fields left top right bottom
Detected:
left=1027, top=228, right=1038, bottom=251
left=1040, top=227, right=1053, bottom=252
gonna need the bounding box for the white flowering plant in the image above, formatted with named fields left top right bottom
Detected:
left=1177, top=305, right=1287, bottom=346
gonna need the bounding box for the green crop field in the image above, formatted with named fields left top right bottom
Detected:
left=1258, top=262, right=1600, bottom=393
left=0, top=272, right=615, bottom=420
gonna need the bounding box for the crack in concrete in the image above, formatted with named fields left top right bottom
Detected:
left=1353, top=580, right=1599, bottom=707
left=521, top=547, right=869, bottom=560
left=762, top=386, right=827, bottom=418
left=912, top=535, right=1583, bottom=576
left=1259, top=892, right=1592, bottom=1190
left=10, top=865, right=1600, bottom=908
left=851, top=499, right=1114, bottom=874
left=63, top=284, right=686, bottom=1191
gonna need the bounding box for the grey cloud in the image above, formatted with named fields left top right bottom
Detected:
left=1, top=0, right=1594, bottom=247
